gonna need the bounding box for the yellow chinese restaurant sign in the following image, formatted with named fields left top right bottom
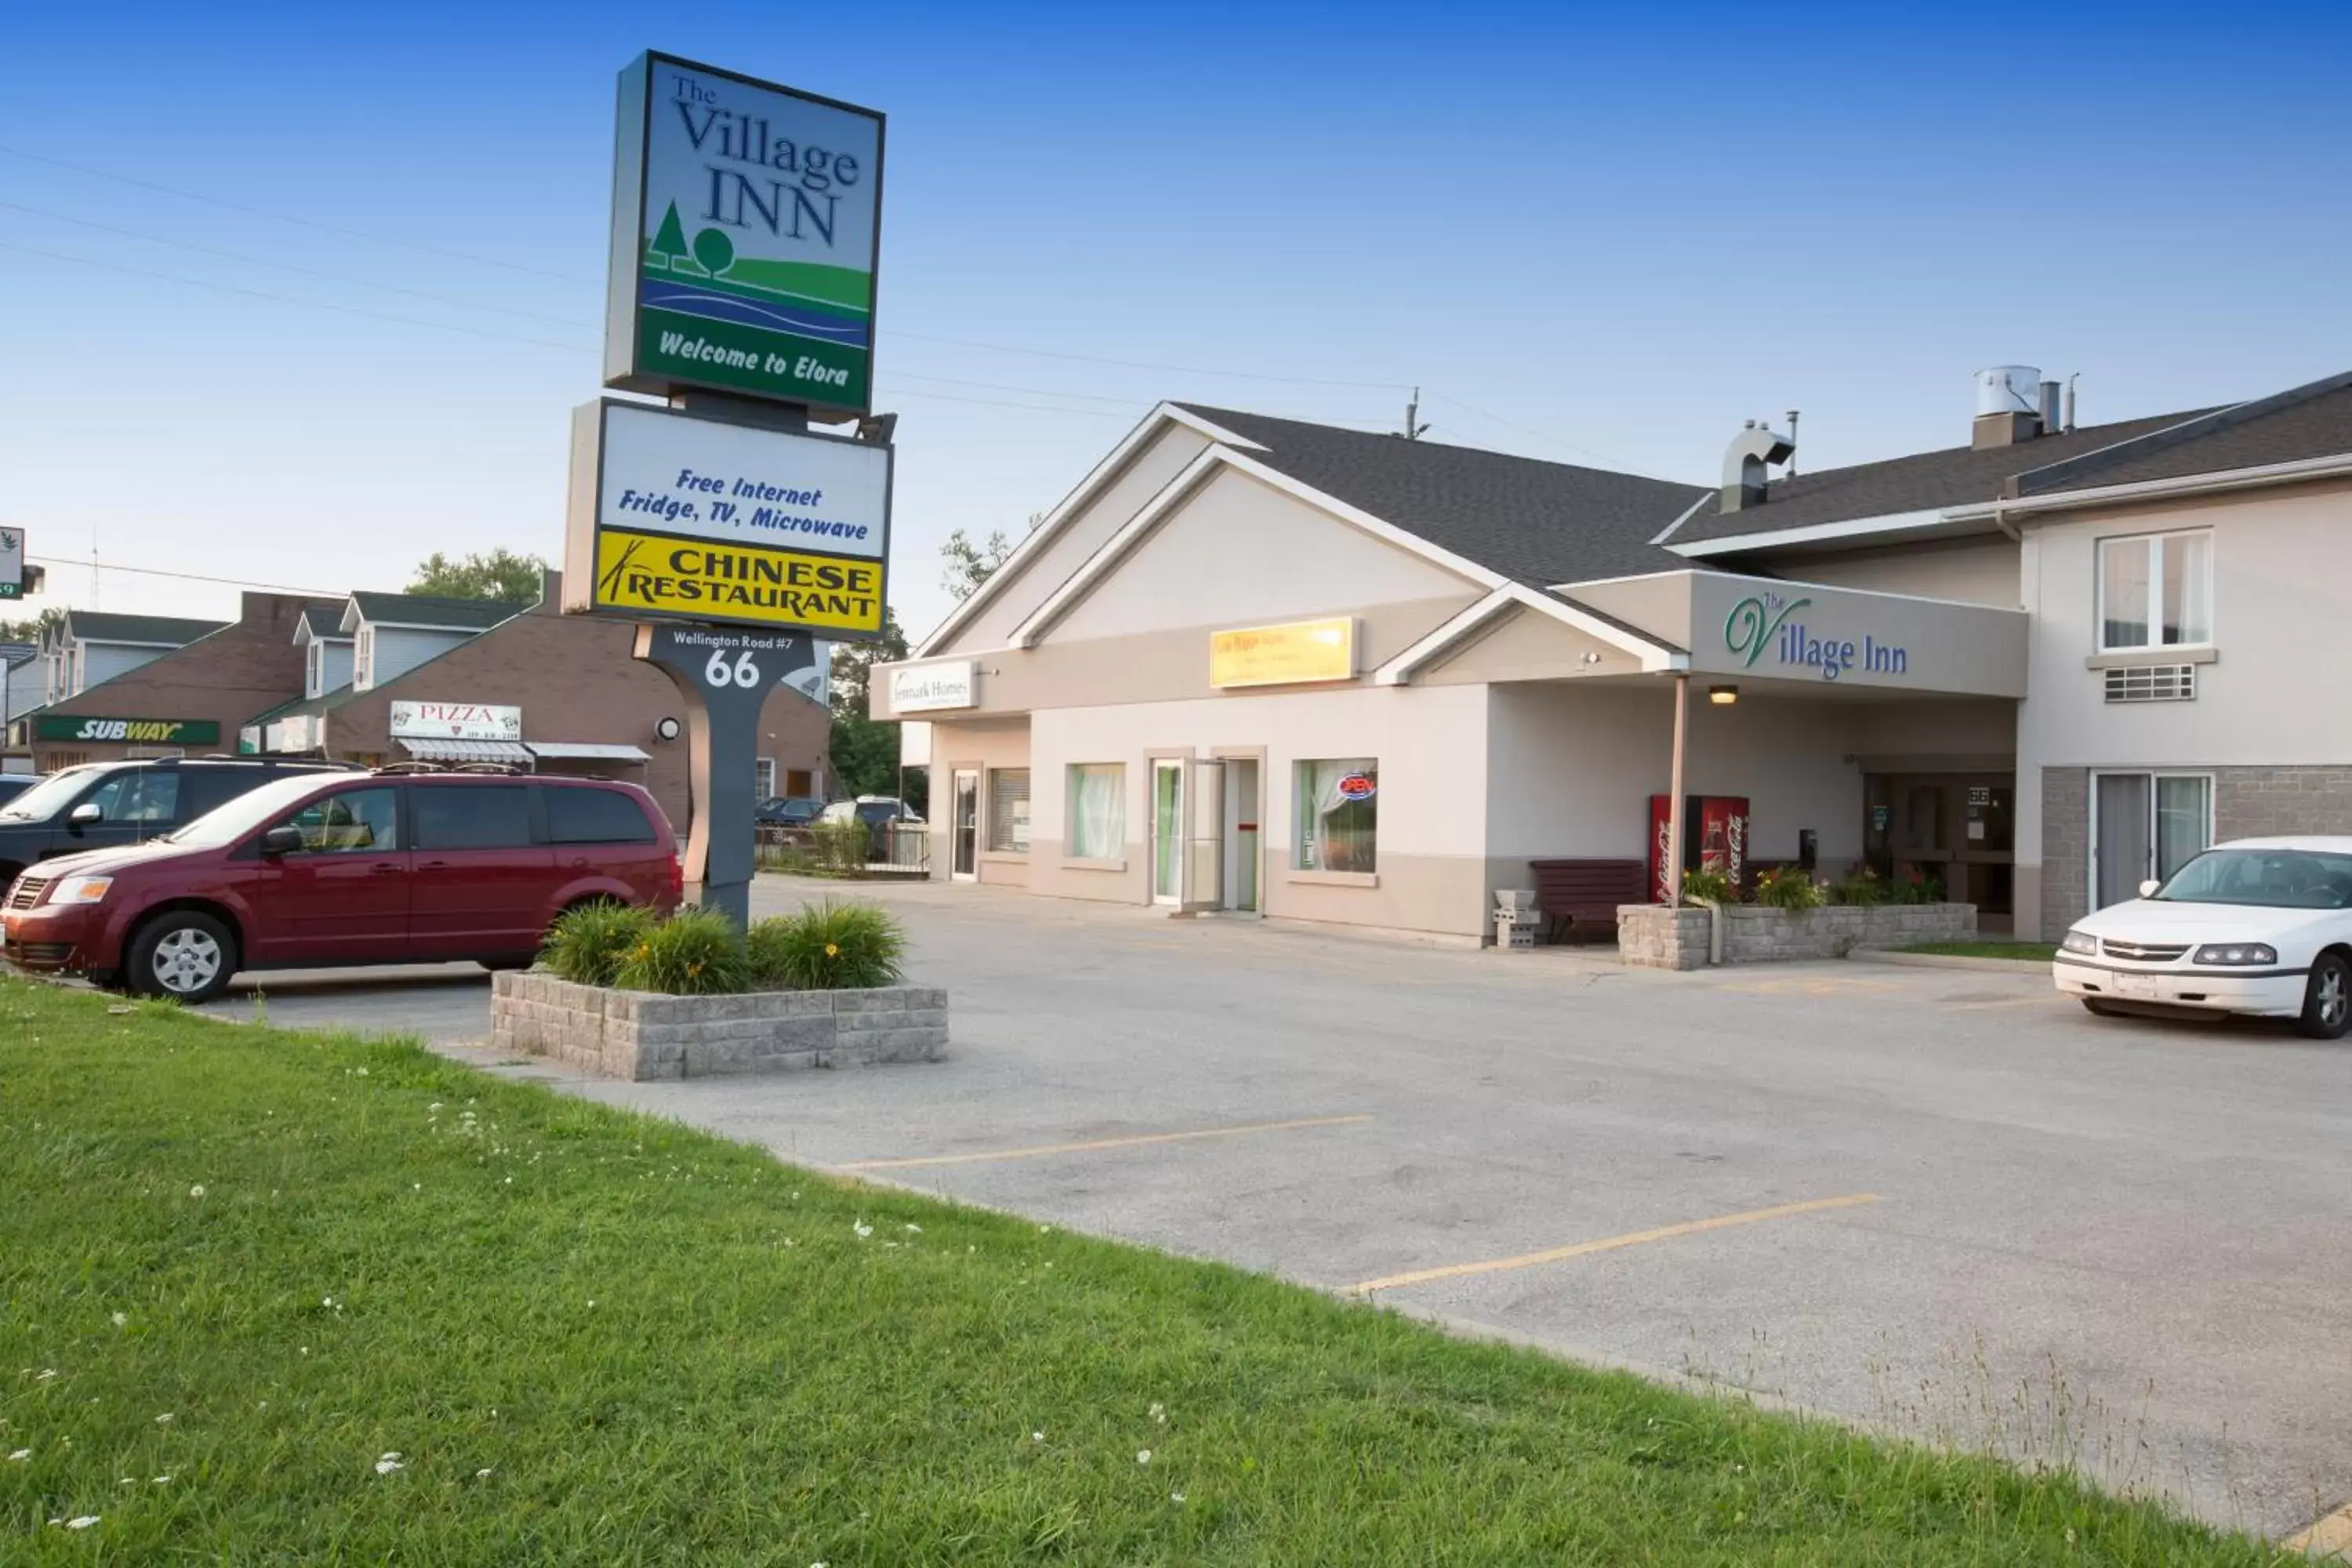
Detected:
left=1209, top=617, right=1356, bottom=688
left=592, top=528, right=884, bottom=635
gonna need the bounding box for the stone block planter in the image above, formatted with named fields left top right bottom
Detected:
left=1617, top=902, right=1976, bottom=971
left=490, top=971, right=948, bottom=1081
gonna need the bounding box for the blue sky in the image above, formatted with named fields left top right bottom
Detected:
left=2, top=2, right=2347, bottom=638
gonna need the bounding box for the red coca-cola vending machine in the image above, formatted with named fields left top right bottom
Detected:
left=1646, top=795, right=1751, bottom=902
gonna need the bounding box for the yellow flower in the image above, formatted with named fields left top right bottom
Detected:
left=687, top=961, right=703, bottom=977
left=825, top=943, right=840, bottom=958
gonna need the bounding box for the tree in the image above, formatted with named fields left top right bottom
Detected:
left=0, top=605, right=64, bottom=644
left=650, top=201, right=691, bottom=268
left=827, top=610, right=910, bottom=800
left=409, top=549, right=548, bottom=602
left=939, top=526, right=1017, bottom=603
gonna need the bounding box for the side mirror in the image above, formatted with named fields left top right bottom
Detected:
left=2137, top=878, right=2162, bottom=898
left=67, top=801, right=102, bottom=827
left=260, top=826, right=306, bottom=857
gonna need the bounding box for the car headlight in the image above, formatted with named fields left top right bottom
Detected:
left=2060, top=929, right=2099, bottom=956
left=2191, top=943, right=2278, bottom=966
left=48, top=874, right=114, bottom=905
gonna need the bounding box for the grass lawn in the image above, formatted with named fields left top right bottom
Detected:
left=1902, top=940, right=2062, bottom=962
left=0, top=978, right=2279, bottom=1564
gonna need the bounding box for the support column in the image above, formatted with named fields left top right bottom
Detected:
left=1664, top=672, right=1689, bottom=905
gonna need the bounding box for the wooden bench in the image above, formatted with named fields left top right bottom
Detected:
left=1527, top=858, right=1650, bottom=942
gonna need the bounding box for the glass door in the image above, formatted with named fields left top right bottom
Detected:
left=1151, top=759, right=1184, bottom=905
left=950, top=768, right=979, bottom=881
left=2093, top=773, right=2211, bottom=906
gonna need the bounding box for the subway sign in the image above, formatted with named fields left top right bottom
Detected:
left=35, top=716, right=221, bottom=746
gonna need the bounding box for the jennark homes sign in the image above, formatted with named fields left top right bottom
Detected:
left=387, top=702, right=523, bottom=742
left=564, top=399, right=890, bottom=640
left=35, top=716, right=220, bottom=746
left=604, top=52, right=885, bottom=419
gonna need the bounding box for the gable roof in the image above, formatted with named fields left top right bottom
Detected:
left=343, top=592, right=528, bottom=633
left=63, top=610, right=229, bottom=648
left=2010, top=376, right=2352, bottom=495
left=295, top=603, right=356, bottom=642
left=1170, top=405, right=1711, bottom=586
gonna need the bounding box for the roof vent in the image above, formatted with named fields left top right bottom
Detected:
left=1973, top=365, right=2044, bottom=449
left=1719, top=420, right=1795, bottom=513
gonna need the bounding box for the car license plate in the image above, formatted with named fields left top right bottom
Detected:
left=2112, top=971, right=2159, bottom=998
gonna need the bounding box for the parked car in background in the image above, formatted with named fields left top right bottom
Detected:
left=816, top=795, right=924, bottom=856
left=0, top=757, right=349, bottom=891
left=754, top=795, right=826, bottom=828
left=2053, top=837, right=2352, bottom=1039
left=4, top=771, right=681, bottom=1003
left=0, top=774, right=40, bottom=808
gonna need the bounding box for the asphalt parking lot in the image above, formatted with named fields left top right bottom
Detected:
left=198, top=875, right=2350, bottom=1541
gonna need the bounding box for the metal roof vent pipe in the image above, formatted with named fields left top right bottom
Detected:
left=1720, top=419, right=1795, bottom=513
left=1973, top=365, right=2043, bottom=449
left=2039, top=379, right=2062, bottom=437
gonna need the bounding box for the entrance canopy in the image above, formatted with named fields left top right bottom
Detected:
left=399, top=738, right=532, bottom=764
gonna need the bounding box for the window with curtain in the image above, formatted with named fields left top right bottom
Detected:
left=1067, top=764, right=1123, bottom=859
left=2097, top=531, right=2211, bottom=651
left=986, top=768, right=1032, bottom=852
left=1295, top=758, right=1377, bottom=873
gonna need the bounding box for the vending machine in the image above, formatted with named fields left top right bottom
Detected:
left=1646, top=795, right=1752, bottom=902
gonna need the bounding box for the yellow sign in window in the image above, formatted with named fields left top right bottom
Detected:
left=591, top=528, right=884, bottom=634
left=1209, top=617, right=1356, bottom=688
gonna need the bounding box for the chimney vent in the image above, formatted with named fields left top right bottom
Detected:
left=1972, top=365, right=2043, bottom=449
left=1719, top=422, right=1796, bottom=513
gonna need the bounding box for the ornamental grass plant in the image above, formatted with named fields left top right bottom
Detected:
left=537, top=902, right=657, bottom=988
left=607, top=907, right=753, bottom=996
left=747, top=898, right=907, bottom=990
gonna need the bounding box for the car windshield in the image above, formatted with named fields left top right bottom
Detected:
left=2154, top=848, right=2352, bottom=909
left=160, top=775, right=339, bottom=848
left=0, top=766, right=101, bottom=822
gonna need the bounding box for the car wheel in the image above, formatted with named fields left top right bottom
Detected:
left=128, top=911, right=238, bottom=1004
left=2081, top=999, right=2125, bottom=1018
left=2296, top=952, right=2352, bottom=1040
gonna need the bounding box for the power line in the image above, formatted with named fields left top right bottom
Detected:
left=1420, top=390, right=1679, bottom=480
left=0, top=143, right=597, bottom=284
left=0, top=199, right=597, bottom=328
left=29, top=555, right=346, bottom=597
left=0, top=241, right=597, bottom=354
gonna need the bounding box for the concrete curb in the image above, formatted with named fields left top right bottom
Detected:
left=1847, top=949, right=2053, bottom=976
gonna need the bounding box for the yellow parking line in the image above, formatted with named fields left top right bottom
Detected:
left=1347, top=1192, right=1882, bottom=1294
left=837, top=1114, right=1374, bottom=1171
left=2285, top=1500, right=2352, bottom=1558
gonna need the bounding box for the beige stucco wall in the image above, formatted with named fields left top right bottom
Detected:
left=931, top=424, right=1213, bottom=653
left=1417, top=604, right=1653, bottom=685
left=1485, top=684, right=1871, bottom=875
left=1751, top=535, right=2022, bottom=608
left=1054, top=467, right=1481, bottom=641
left=2012, top=477, right=2352, bottom=936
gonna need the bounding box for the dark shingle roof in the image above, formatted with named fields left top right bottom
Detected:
left=295, top=602, right=355, bottom=641
left=346, top=592, right=528, bottom=631
left=1177, top=404, right=1709, bottom=587
left=1667, top=408, right=2214, bottom=546
left=64, top=611, right=228, bottom=647
left=2013, top=379, right=2352, bottom=494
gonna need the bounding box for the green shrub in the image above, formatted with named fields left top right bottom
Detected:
left=1753, top=866, right=1828, bottom=910
left=1827, top=866, right=1888, bottom=906
left=747, top=898, right=907, bottom=990
left=609, top=907, right=752, bottom=995
left=1893, top=870, right=1945, bottom=905
left=1679, top=869, right=1736, bottom=906
left=539, top=901, right=657, bottom=987
left=812, top=817, right=870, bottom=873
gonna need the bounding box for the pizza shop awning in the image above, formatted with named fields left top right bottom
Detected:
left=526, top=742, right=651, bottom=763
left=398, top=739, right=533, bottom=764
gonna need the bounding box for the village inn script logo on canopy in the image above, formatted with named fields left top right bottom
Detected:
left=611, top=54, right=884, bottom=416
left=1724, top=592, right=1909, bottom=681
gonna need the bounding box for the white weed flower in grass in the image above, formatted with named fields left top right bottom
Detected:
left=903, top=1223, right=922, bottom=1234
left=375, top=1452, right=405, bottom=1475
left=7, top=1449, right=28, bottom=1461
left=152, top=1476, right=169, bottom=1484
left=852, top=1220, right=873, bottom=1240
left=189, top=1185, right=205, bottom=1199
left=110, top=1312, right=127, bottom=1328
left=475, top=1468, right=493, bottom=1479
left=1171, top=1491, right=1187, bottom=1504
left=154, top=1413, right=172, bottom=1425
left=1137, top=1449, right=1152, bottom=1465
left=1149, top=1403, right=1167, bottom=1424
left=66, top=1515, right=100, bottom=1530
left=35, top=1369, right=57, bottom=1381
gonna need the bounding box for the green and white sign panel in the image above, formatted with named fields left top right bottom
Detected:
left=604, top=52, right=885, bottom=419
left=0, top=527, right=22, bottom=601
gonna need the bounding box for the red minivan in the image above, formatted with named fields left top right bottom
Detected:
left=2, top=771, right=681, bottom=1002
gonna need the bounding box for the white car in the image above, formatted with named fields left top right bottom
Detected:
left=2053, top=836, right=2352, bottom=1038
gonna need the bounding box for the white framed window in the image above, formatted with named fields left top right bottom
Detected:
left=353, top=626, right=376, bottom=690
left=754, top=757, right=776, bottom=800
left=985, top=767, right=1031, bottom=852
left=1066, top=764, right=1124, bottom=859
left=2090, top=771, right=2213, bottom=909
left=2096, top=530, right=2211, bottom=652
left=1294, top=757, right=1377, bottom=873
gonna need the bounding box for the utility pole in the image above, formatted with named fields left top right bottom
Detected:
left=1403, top=387, right=1430, bottom=441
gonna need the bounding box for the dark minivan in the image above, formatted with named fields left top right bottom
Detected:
left=0, top=757, right=349, bottom=890
left=4, top=771, right=681, bottom=1002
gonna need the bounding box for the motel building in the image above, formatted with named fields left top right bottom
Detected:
left=869, top=368, right=2352, bottom=946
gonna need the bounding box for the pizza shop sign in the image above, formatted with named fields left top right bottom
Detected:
left=388, top=702, right=524, bottom=742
